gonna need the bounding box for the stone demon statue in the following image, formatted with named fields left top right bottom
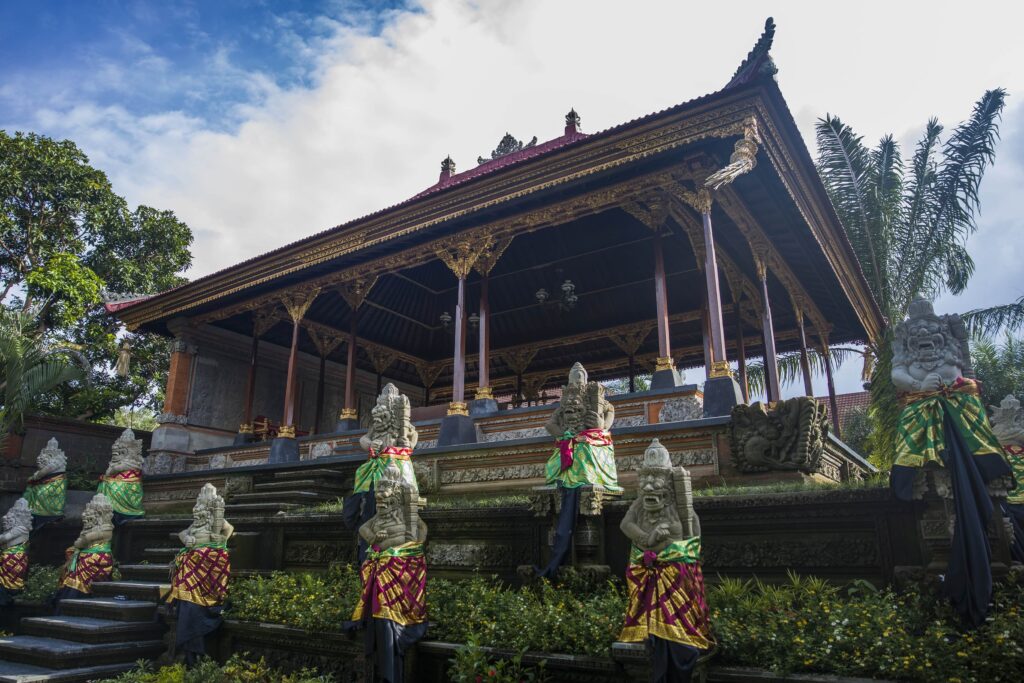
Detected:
left=990, top=394, right=1024, bottom=563
left=0, top=498, right=32, bottom=606
left=57, top=493, right=114, bottom=600
left=619, top=439, right=712, bottom=682
left=345, top=384, right=420, bottom=563
left=728, top=397, right=828, bottom=473
left=97, top=428, right=145, bottom=524
left=168, top=483, right=235, bottom=665
left=889, top=298, right=1010, bottom=628
left=24, top=437, right=68, bottom=528
left=348, top=462, right=428, bottom=683
left=537, top=362, right=622, bottom=578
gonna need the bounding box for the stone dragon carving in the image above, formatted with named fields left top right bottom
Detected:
left=728, top=397, right=829, bottom=473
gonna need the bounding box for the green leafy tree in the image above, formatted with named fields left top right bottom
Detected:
left=970, top=334, right=1024, bottom=409
left=0, top=308, right=84, bottom=448
left=0, top=131, right=192, bottom=420
left=814, top=89, right=1006, bottom=467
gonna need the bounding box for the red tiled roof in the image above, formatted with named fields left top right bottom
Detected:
left=103, top=296, right=152, bottom=314
left=817, top=391, right=869, bottom=428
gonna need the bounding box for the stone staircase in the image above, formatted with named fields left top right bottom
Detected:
left=225, top=468, right=347, bottom=515
left=0, top=564, right=171, bottom=682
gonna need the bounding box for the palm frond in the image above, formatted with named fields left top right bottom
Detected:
left=964, top=295, right=1024, bottom=337
left=744, top=346, right=862, bottom=398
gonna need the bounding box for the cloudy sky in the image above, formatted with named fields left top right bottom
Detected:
left=2, top=0, right=1022, bottom=397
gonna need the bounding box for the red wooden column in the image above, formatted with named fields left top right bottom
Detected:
left=278, top=287, right=320, bottom=439
left=795, top=305, right=815, bottom=397
left=238, top=308, right=274, bottom=440
left=756, top=255, right=781, bottom=402
left=450, top=273, right=469, bottom=414
left=653, top=230, right=674, bottom=374
left=699, top=194, right=730, bottom=378
left=701, top=306, right=713, bottom=379
left=336, top=278, right=376, bottom=429
left=820, top=334, right=842, bottom=437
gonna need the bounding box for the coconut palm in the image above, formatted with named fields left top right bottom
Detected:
left=812, top=88, right=1006, bottom=466
left=964, top=295, right=1024, bottom=337
left=0, top=308, right=84, bottom=449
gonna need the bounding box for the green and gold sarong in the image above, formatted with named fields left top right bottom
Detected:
left=97, top=469, right=145, bottom=517
left=353, top=446, right=418, bottom=494
left=545, top=428, right=622, bottom=491
left=894, top=378, right=1004, bottom=469
left=25, top=472, right=67, bottom=518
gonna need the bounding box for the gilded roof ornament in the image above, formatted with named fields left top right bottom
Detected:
left=478, top=132, right=538, bottom=165
left=725, top=17, right=777, bottom=89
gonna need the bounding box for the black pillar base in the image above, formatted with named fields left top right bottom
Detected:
left=269, top=437, right=300, bottom=464
left=702, top=375, right=744, bottom=417
left=232, top=431, right=255, bottom=446
left=437, top=414, right=477, bottom=446
left=469, top=398, right=499, bottom=416
left=650, top=368, right=683, bottom=390
left=335, top=418, right=360, bottom=432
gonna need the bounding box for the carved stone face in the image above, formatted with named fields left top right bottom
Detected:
left=375, top=478, right=401, bottom=511
left=568, top=362, right=587, bottom=387
left=905, top=319, right=948, bottom=366
left=639, top=468, right=671, bottom=512
left=193, top=506, right=211, bottom=529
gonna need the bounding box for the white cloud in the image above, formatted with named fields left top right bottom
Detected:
left=6, top=0, right=1024, bottom=396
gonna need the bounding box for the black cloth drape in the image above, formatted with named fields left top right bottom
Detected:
left=174, top=600, right=224, bottom=666
left=342, top=617, right=427, bottom=682
left=1003, top=502, right=1024, bottom=563
left=342, top=488, right=377, bottom=564
left=536, top=485, right=579, bottom=579
left=649, top=637, right=701, bottom=683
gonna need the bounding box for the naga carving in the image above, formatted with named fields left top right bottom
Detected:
left=728, top=397, right=828, bottom=473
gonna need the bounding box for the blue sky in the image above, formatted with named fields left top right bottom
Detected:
left=2, top=0, right=1022, bottom=398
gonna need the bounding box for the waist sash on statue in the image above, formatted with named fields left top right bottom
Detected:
left=25, top=472, right=67, bottom=517
left=59, top=542, right=113, bottom=594
left=168, top=541, right=231, bottom=607
left=98, top=469, right=145, bottom=517
left=545, top=428, right=622, bottom=491
left=351, top=541, right=427, bottom=627
left=0, top=544, right=29, bottom=592
left=619, top=538, right=713, bottom=651
left=895, top=378, right=1005, bottom=469
left=353, top=446, right=417, bottom=495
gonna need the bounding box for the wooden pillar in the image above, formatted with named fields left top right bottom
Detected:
left=821, top=336, right=842, bottom=437
left=340, top=312, right=359, bottom=423
left=314, top=354, right=326, bottom=433
left=653, top=231, right=673, bottom=369
left=700, top=198, right=729, bottom=376
left=796, top=308, right=814, bottom=397
left=451, top=273, right=468, bottom=413
left=701, top=306, right=713, bottom=379
left=756, top=256, right=780, bottom=402
left=163, top=339, right=194, bottom=417
left=735, top=309, right=749, bottom=403
left=241, top=334, right=260, bottom=431
left=475, top=274, right=492, bottom=400
left=279, top=288, right=319, bottom=438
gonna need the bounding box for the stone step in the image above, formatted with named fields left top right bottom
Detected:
left=253, top=479, right=345, bottom=493
left=228, top=490, right=334, bottom=505
left=271, top=468, right=346, bottom=482
left=58, top=598, right=157, bottom=622
left=0, top=635, right=164, bottom=670
left=142, top=547, right=178, bottom=561
left=20, top=616, right=164, bottom=645
left=117, top=564, right=170, bottom=582
left=0, top=660, right=137, bottom=683
left=223, top=502, right=301, bottom=515
left=91, top=581, right=168, bottom=602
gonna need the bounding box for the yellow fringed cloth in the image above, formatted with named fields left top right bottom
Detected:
left=25, top=472, right=67, bottom=518
left=168, top=542, right=231, bottom=607
left=353, top=446, right=418, bottom=495
left=619, top=538, right=714, bottom=651
left=0, top=544, right=28, bottom=592
left=351, top=541, right=427, bottom=627
left=895, top=378, right=1005, bottom=469
left=97, top=469, right=145, bottom=517
left=58, top=542, right=113, bottom=594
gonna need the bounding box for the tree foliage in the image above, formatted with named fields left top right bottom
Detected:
left=814, top=89, right=1006, bottom=467
left=0, top=130, right=192, bottom=421
left=970, top=334, right=1024, bottom=409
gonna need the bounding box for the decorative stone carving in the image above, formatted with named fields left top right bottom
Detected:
left=544, top=362, right=614, bottom=437
left=32, top=438, right=67, bottom=480
left=891, top=298, right=971, bottom=393
left=307, top=442, right=334, bottom=460
left=359, top=383, right=418, bottom=453
left=106, top=428, right=144, bottom=475
left=617, top=449, right=716, bottom=472
left=156, top=412, right=188, bottom=425
left=658, top=396, right=703, bottom=423
left=358, top=463, right=427, bottom=550
left=179, top=483, right=234, bottom=547
left=74, top=494, right=115, bottom=549
left=413, top=460, right=440, bottom=494
left=728, top=397, right=828, bottom=473
left=991, top=394, right=1024, bottom=447
left=25, top=438, right=68, bottom=520
left=1, top=499, right=31, bottom=550
left=620, top=439, right=699, bottom=552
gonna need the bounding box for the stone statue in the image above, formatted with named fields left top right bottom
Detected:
left=889, top=299, right=1010, bottom=628
left=0, top=499, right=32, bottom=605
left=537, top=362, right=621, bottom=579
left=98, top=428, right=146, bottom=523
left=618, top=440, right=712, bottom=680
left=57, top=493, right=115, bottom=599
left=24, top=437, right=68, bottom=526
left=169, top=483, right=234, bottom=665
left=891, top=298, right=971, bottom=393
left=345, top=384, right=420, bottom=563
left=728, top=397, right=829, bottom=473
left=349, top=462, right=428, bottom=683
left=990, top=395, right=1024, bottom=563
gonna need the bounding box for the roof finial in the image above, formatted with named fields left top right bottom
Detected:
left=724, top=17, right=778, bottom=90
left=565, top=108, right=581, bottom=135
left=439, top=155, right=456, bottom=182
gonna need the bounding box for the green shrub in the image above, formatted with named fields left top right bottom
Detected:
left=449, top=637, right=548, bottom=683
left=20, top=565, right=61, bottom=603
left=227, top=564, right=362, bottom=633
left=109, top=654, right=330, bottom=682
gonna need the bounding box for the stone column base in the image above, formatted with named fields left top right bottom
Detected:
left=702, top=375, right=744, bottom=417
left=335, top=418, right=361, bottom=432
left=438, top=414, right=477, bottom=446
left=469, top=397, right=499, bottom=416
left=650, top=367, right=683, bottom=390
left=269, top=437, right=300, bottom=464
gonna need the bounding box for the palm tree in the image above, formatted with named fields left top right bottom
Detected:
left=0, top=308, right=84, bottom=450
left=813, top=89, right=1006, bottom=467
left=964, top=296, right=1024, bottom=337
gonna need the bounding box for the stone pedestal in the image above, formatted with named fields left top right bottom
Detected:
left=232, top=430, right=256, bottom=446
left=437, top=414, right=477, bottom=446
left=526, top=484, right=620, bottom=581
left=469, top=397, right=499, bottom=416
left=650, top=367, right=683, bottom=390
left=702, top=375, right=743, bottom=417
left=269, top=437, right=299, bottom=464
left=335, top=417, right=360, bottom=432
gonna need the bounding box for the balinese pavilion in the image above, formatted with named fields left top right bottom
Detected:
left=109, top=19, right=880, bottom=494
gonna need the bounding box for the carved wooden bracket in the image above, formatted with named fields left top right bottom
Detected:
left=473, top=237, right=513, bottom=277
left=252, top=305, right=280, bottom=338
left=607, top=325, right=652, bottom=357
left=337, top=276, right=378, bottom=311
left=364, top=343, right=398, bottom=374
left=500, top=348, right=538, bottom=376
left=279, top=286, right=321, bottom=323
left=414, top=361, right=446, bottom=389
left=435, top=235, right=494, bottom=279
left=306, top=326, right=345, bottom=358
